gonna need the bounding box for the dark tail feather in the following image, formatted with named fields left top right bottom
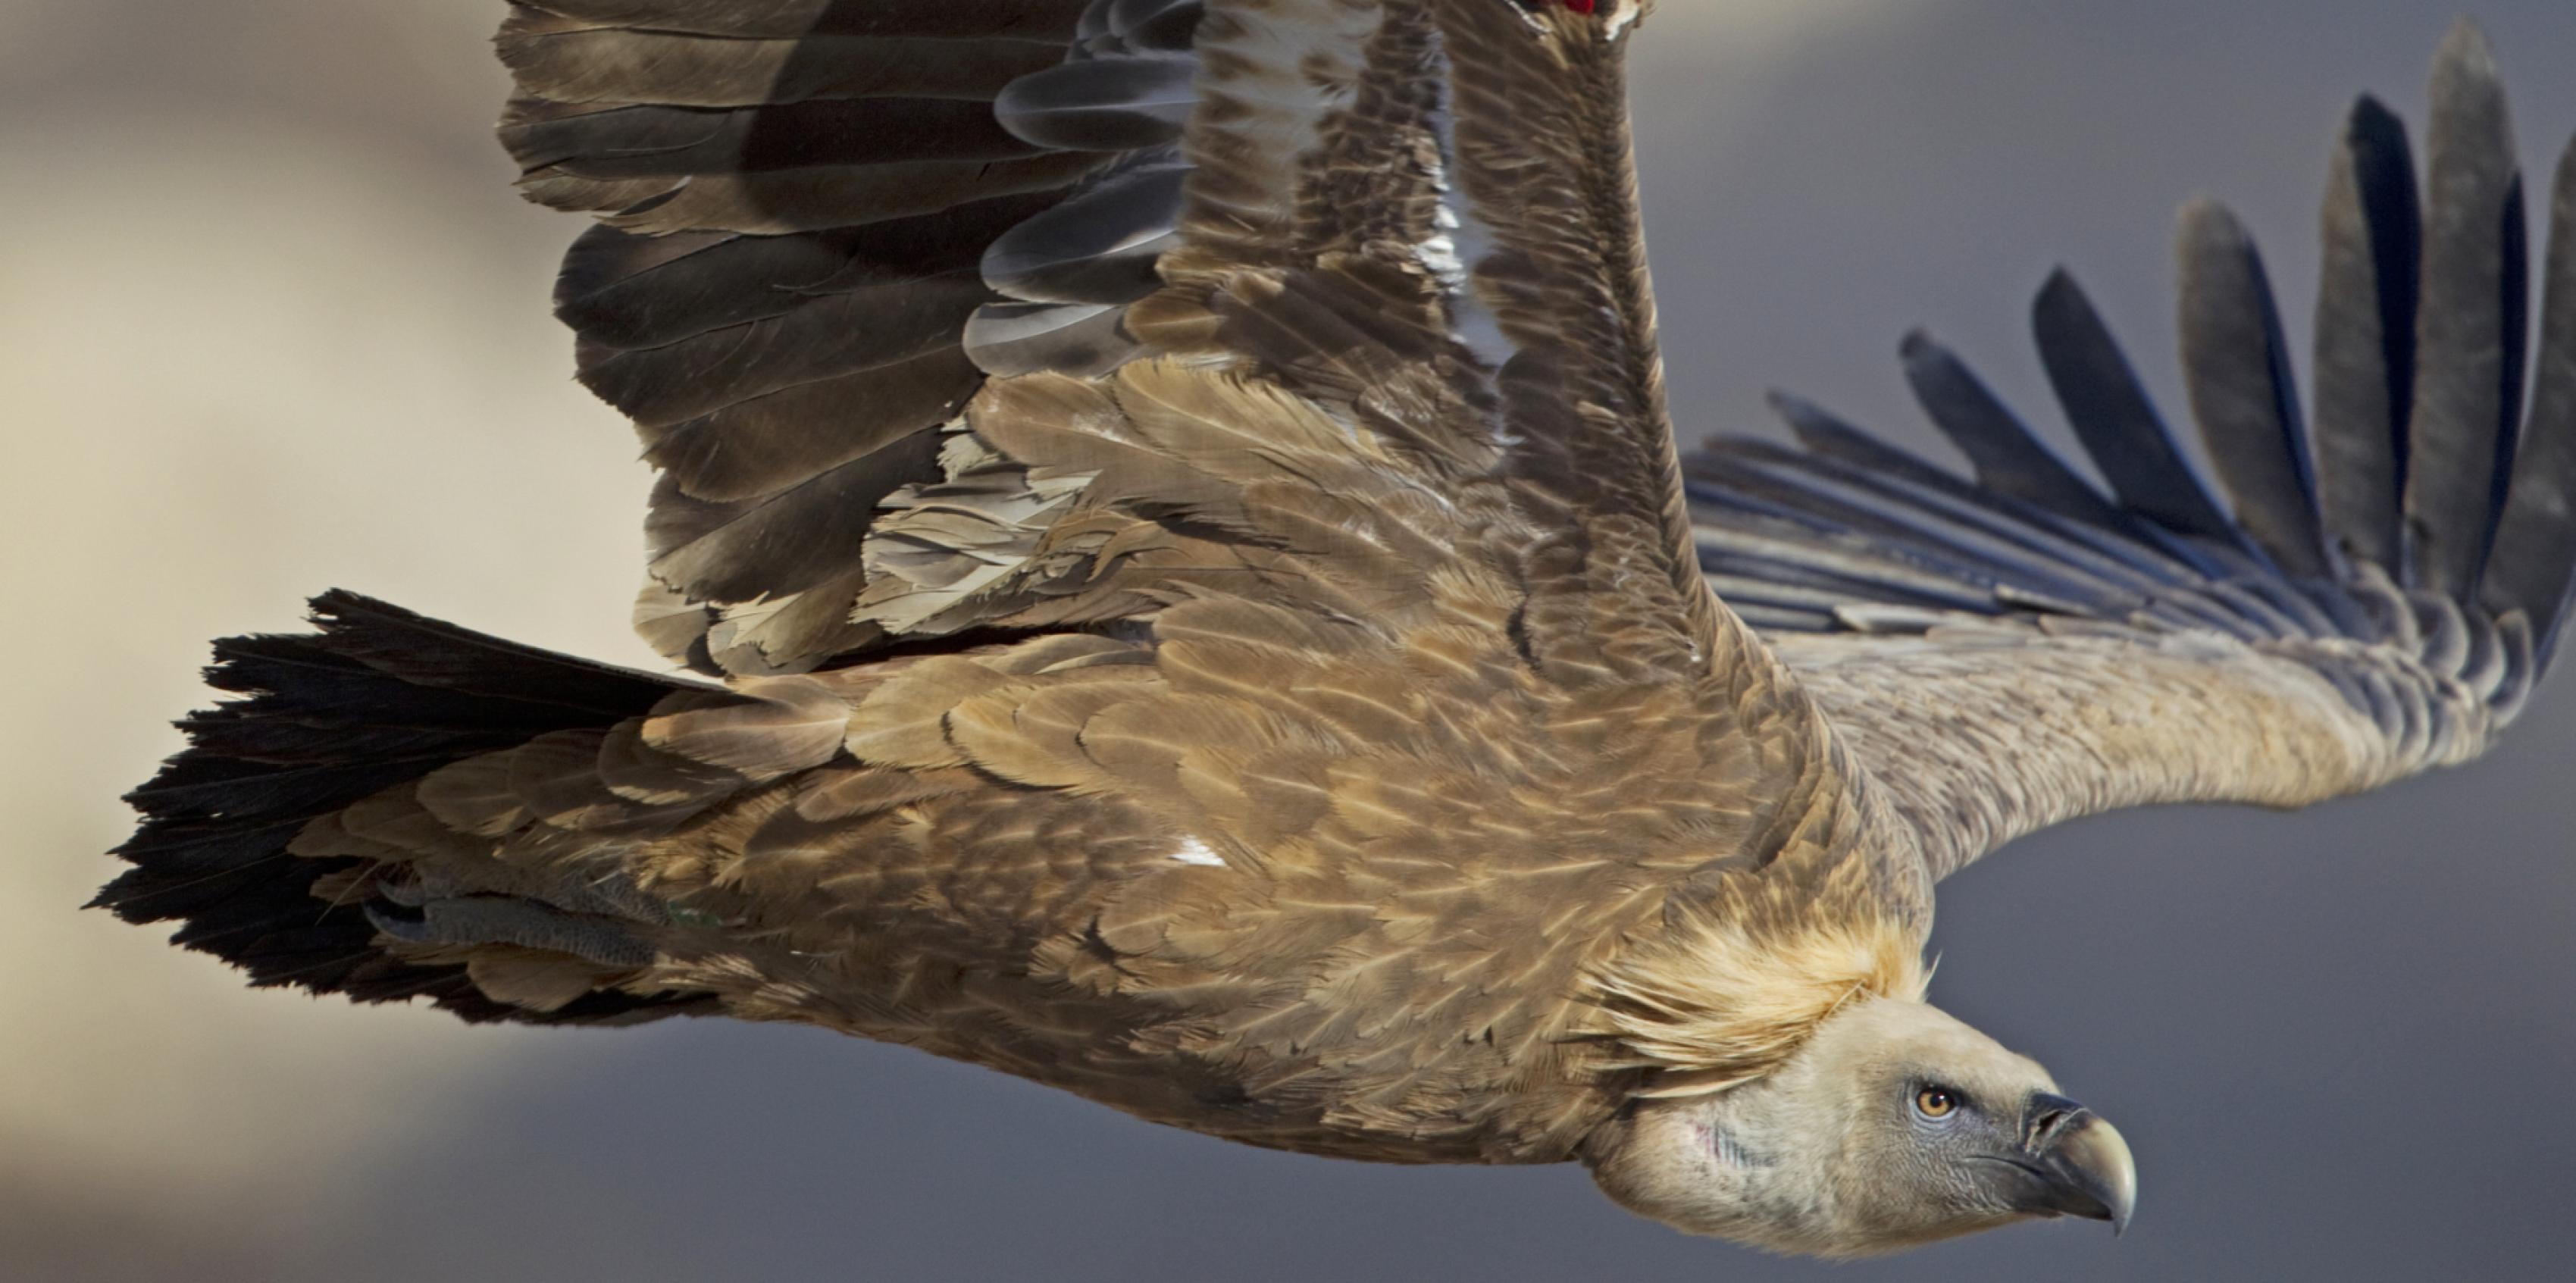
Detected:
left=96, top=590, right=709, bottom=1025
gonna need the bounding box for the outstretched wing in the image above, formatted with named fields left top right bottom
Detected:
left=501, top=0, right=1719, bottom=681
left=499, top=0, right=1200, bottom=673
left=1689, top=24, right=2576, bottom=878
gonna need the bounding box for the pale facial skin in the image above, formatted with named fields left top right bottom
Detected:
left=1582, top=997, right=2136, bottom=1257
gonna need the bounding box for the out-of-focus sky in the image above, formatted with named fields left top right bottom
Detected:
left=3, top=2, right=2571, bottom=1280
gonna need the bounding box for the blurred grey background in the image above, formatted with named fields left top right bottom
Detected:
left=5, top=2, right=2572, bottom=1280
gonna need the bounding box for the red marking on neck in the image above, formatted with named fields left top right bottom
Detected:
left=1565, top=0, right=1598, bottom=13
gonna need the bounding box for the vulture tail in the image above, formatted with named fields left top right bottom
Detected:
left=1686, top=20, right=2576, bottom=721
left=95, top=590, right=715, bottom=1025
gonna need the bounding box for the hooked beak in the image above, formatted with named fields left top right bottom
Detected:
left=1998, top=1092, right=2137, bottom=1234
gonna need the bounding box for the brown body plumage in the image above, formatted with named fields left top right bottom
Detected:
left=99, top=0, right=2576, bottom=1256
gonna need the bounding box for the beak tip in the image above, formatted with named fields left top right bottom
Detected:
left=2010, top=1105, right=2137, bottom=1238
left=2077, top=1116, right=2138, bottom=1238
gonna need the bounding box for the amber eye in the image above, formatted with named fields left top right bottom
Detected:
left=1914, top=1086, right=1961, bottom=1120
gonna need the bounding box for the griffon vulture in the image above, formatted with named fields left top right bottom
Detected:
left=97, top=0, right=2576, bottom=1258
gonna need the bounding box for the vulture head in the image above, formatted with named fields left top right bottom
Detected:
left=1583, top=997, right=2136, bottom=1256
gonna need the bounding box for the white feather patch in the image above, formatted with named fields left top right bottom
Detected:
left=1168, top=836, right=1225, bottom=867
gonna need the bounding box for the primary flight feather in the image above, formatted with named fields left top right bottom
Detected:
left=98, top=1, right=2576, bottom=1257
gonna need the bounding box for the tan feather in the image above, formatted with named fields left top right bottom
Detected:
left=640, top=677, right=852, bottom=781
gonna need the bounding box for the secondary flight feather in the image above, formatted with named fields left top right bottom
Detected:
left=98, top=1, right=2575, bottom=1257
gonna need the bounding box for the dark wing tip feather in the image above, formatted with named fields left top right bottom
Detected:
left=2312, top=92, right=2422, bottom=571
left=2032, top=268, right=2247, bottom=547
left=2483, top=132, right=2576, bottom=664
left=1898, top=327, right=2126, bottom=527
left=2400, top=16, right=2525, bottom=599
left=2176, top=197, right=2329, bottom=577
